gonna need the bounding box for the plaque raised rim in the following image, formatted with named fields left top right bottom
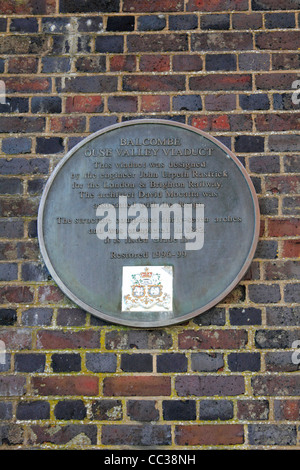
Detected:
left=38, top=119, right=260, bottom=327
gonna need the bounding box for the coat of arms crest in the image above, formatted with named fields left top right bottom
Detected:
left=122, top=266, right=173, bottom=312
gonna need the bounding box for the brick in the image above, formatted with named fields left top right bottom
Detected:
left=240, top=94, right=270, bottom=110
left=31, top=97, right=61, bottom=114
left=197, top=309, right=230, bottom=328
left=173, top=54, right=202, bottom=71
left=176, top=376, right=245, bottom=396
left=256, top=73, right=298, bottom=90
left=272, top=53, right=300, bottom=71
left=0, top=36, right=49, bottom=55
left=187, top=0, right=248, bottom=11
left=7, top=57, right=38, bottom=74
left=0, top=241, right=18, bottom=261
left=95, top=35, right=124, bottom=53
left=252, top=0, right=299, bottom=10
left=0, top=158, right=48, bottom=175
left=268, top=218, right=300, bottom=237
left=199, top=400, right=233, bottom=420
left=37, top=330, right=99, bottom=349
left=256, top=113, right=300, bottom=132
left=0, top=286, right=34, bottom=304
left=121, top=354, right=152, bottom=372
left=15, top=354, right=45, bottom=373
left=21, top=308, right=53, bottom=326
left=232, top=12, right=262, bottom=29
left=0, top=176, right=23, bottom=195
left=274, top=400, right=300, bottom=420
left=60, top=0, right=120, bottom=13
left=206, top=54, right=236, bottom=71
left=239, top=53, right=270, bottom=71
left=16, top=401, right=50, bottom=420
left=157, top=353, right=187, bottom=372
left=10, top=18, right=38, bottom=32
left=0, top=402, right=13, bottom=420
left=91, top=400, right=122, bottom=420
left=0, top=197, right=39, bottom=218
left=107, top=16, right=134, bottom=31
left=265, top=352, right=300, bottom=372
left=56, top=308, right=86, bottom=326
left=0, top=19, right=6, bottom=31
left=259, top=197, right=278, bottom=216
left=0, top=117, right=45, bottom=134
left=248, top=284, right=281, bottom=303
left=178, top=329, right=247, bottom=349
left=191, top=353, right=224, bottom=372
left=123, top=0, right=184, bottom=12
left=107, top=96, right=138, bottom=113
left=139, top=54, right=170, bottom=72
left=0, top=424, right=24, bottom=445
left=141, top=95, right=170, bottom=112
left=169, top=14, right=198, bottom=30
left=49, top=116, right=86, bottom=133
left=248, top=424, right=297, bottom=446
left=42, top=57, right=71, bottom=73
left=284, top=283, right=300, bottom=303
left=29, top=424, right=97, bottom=445
left=90, top=116, right=118, bottom=132
left=282, top=240, right=300, bottom=258
left=255, top=329, right=295, bottom=349
left=105, top=330, right=172, bottom=350
left=128, top=33, right=188, bottom=52
left=27, top=179, right=46, bottom=195
left=237, top=400, right=269, bottom=420
left=0, top=220, right=23, bottom=239
left=0, top=376, right=26, bottom=396
left=265, top=13, right=296, bottom=29
left=266, top=306, right=300, bottom=326
left=282, top=196, right=300, bottom=215
left=266, top=176, right=300, bottom=195
left=51, top=353, right=81, bottom=373
left=273, top=93, right=295, bottom=111
left=269, top=135, right=300, bottom=152
left=102, top=424, right=171, bottom=446
left=109, top=55, right=136, bottom=72
left=0, top=97, right=29, bottom=114
left=60, top=76, right=117, bottom=93
left=41, top=17, right=70, bottom=33
left=54, top=400, right=86, bottom=420
left=191, top=32, right=252, bottom=51
left=77, top=16, right=104, bottom=32
left=175, top=424, right=244, bottom=446
left=103, top=376, right=171, bottom=397
left=190, top=74, right=252, bottom=91
left=28, top=220, right=38, bottom=238
left=32, top=376, right=99, bottom=396
left=0, top=309, right=17, bottom=325
left=229, top=307, right=262, bottom=325
left=228, top=353, right=261, bottom=372
left=173, top=95, right=202, bottom=111
left=235, top=135, right=264, bottom=153
left=36, top=138, right=64, bottom=155
left=201, top=14, right=230, bottom=30
left=86, top=353, right=117, bottom=373
left=249, top=155, right=280, bottom=173
left=65, top=96, right=103, bottom=113
left=21, top=262, right=49, bottom=282
left=17, top=241, right=39, bottom=259
left=163, top=400, right=196, bottom=420
left=205, top=94, right=236, bottom=111
left=0, top=328, right=31, bottom=351
left=127, top=400, right=159, bottom=422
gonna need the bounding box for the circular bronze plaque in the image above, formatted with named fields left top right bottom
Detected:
left=38, top=120, right=260, bottom=327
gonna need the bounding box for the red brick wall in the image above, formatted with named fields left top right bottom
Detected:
left=0, top=0, right=299, bottom=449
